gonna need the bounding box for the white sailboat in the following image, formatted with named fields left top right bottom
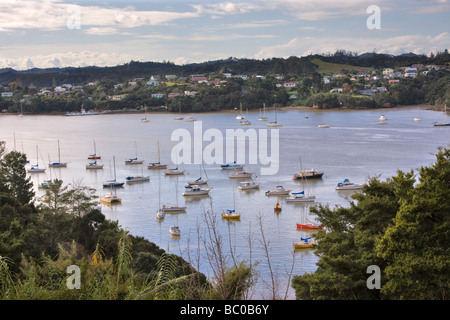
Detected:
left=148, top=140, right=167, bottom=169
left=28, top=145, right=46, bottom=173
left=265, top=185, right=291, bottom=196
left=287, top=157, right=317, bottom=202
left=222, top=188, right=240, bottom=220
left=236, top=102, right=245, bottom=120
left=141, top=105, right=149, bottom=122
left=267, top=103, right=283, bottom=127
left=156, top=171, right=165, bottom=220
left=258, top=103, right=268, bottom=121
left=86, top=161, right=104, bottom=169
left=433, top=104, right=450, bottom=127
left=165, top=148, right=185, bottom=175
left=162, top=177, right=186, bottom=213
left=48, top=140, right=67, bottom=168
left=126, top=165, right=149, bottom=184
left=174, top=102, right=184, bottom=120
left=125, top=141, right=144, bottom=165
left=182, top=185, right=212, bottom=196
left=187, top=164, right=209, bottom=185
left=103, top=156, right=124, bottom=188
left=88, top=140, right=101, bottom=160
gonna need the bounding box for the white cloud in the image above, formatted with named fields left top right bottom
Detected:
left=0, top=51, right=138, bottom=70
left=254, top=32, right=450, bottom=59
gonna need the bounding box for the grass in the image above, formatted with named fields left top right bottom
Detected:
left=311, top=58, right=373, bottom=75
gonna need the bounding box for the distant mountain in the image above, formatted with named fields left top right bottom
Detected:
left=0, top=51, right=447, bottom=88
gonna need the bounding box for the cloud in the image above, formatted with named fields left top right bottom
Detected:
left=0, top=51, right=138, bottom=70
left=254, top=32, right=450, bottom=59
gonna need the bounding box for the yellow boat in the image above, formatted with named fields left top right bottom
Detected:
left=294, top=237, right=316, bottom=250
left=222, top=209, right=240, bottom=220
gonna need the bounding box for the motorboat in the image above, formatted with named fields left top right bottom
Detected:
left=265, top=185, right=291, bottom=196
left=317, top=124, right=330, bottom=128
left=169, top=225, right=181, bottom=236
left=286, top=191, right=316, bottom=202
left=379, top=114, right=387, bottom=121
left=220, top=162, right=244, bottom=170
left=335, top=179, right=363, bottom=190
left=238, top=181, right=260, bottom=190
left=293, top=169, right=324, bottom=180
left=185, top=115, right=197, bottom=122
left=222, top=209, right=240, bottom=220
left=240, top=120, right=251, bottom=125
left=293, top=237, right=316, bottom=249
left=125, top=176, right=150, bottom=183
left=182, top=185, right=212, bottom=196
left=229, top=168, right=253, bottom=179
left=66, top=108, right=99, bottom=116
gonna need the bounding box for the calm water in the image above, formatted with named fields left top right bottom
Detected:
left=1, top=106, right=448, bottom=299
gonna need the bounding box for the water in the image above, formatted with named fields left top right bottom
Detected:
left=1, top=106, right=448, bottom=299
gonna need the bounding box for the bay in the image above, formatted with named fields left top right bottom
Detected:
left=1, top=105, right=448, bottom=299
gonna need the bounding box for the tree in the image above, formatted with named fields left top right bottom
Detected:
left=0, top=148, right=34, bottom=206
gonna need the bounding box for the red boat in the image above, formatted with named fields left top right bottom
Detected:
left=88, top=154, right=101, bottom=160
left=296, top=223, right=323, bottom=230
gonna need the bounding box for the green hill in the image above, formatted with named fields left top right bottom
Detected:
left=310, top=58, right=373, bottom=75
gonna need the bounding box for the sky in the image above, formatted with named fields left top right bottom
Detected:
left=0, top=0, right=449, bottom=70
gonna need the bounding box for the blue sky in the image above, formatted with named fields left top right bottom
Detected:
left=0, top=0, right=449, bottom=70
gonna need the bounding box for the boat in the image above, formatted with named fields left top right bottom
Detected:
left=66, top=107, right=99, bottom=116
left=162, top=204, right=186, bottom=213
left=125, top=142, right=144, bottom=165
left=141, top=106, right=149, bottom=122
left=286, top=191, right=316, bottom=202
left=265, top=185, right=291, bottom=196
left=414, top=116, right=421, bottom=121
left=238, top=181, right=260, bottom=190
left=433, top=104, right=450, bottom=126
left=274, top=201, right=282, bottom=213
left=185, top=115, right=197, bottom=122
left=88, top=140, right=101, bottom=160
left=125, top=175, right=149, bottom=183
left=28, top=145, right=46, bottom=173
left=165, top=167, right=185, bottom=175
left=156, top=208, right=165, bottom=220
left=317, top=124, right=330, bottom=128
left=187, top=164, right=208, bottom=185
left=103, top=156, right=124, bottom=188
left=257, top=103, right=268, bottom=121
left=267, top=103, right=282, bottom=127
left=379, top=114, right=387, bottom=121
left=38, top=179, right=54, bottom=189
left=48, top=140, right=67, bottom=167
left=169, top=225, right=181, bottom=236
left=222, top=209, right=241, bottom=220
left=100, top=192, right=121, bottom=204
left=148, top=140, right=167, bottom=169
left=174, top=102, right=184, bottom=120
left=236, top=102, right=245, bottom=120
left=182, top=185, right=212, bottom=196
left=220, top=161, right=244, bottom=170
left=86, top=161, right=104, bottom=169
left=296, top=222, right=323, bottom=230
left=293, top=237, right=316, bottom=249
left=229, top=168, right=253, bottom=179
left=293, top=168, right=324, bottom=180
left=240, top=120, right=251, bottom=125
left=336, top=179, right=363, bottom=190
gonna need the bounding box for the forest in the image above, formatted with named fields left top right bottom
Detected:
left=0, top=50, right=449, bottom=114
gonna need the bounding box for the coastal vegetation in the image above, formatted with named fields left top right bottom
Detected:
left=292, top=147, right=450, bottom=300
left=0, top=50, right=449, bottom=115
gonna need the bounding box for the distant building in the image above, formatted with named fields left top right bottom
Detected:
left=283, top=82, right=297, bottom=88
left=1, top=92, right=13, bottom=97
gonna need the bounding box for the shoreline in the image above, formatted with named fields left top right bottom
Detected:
left=0, top=104, right=442, bottom=117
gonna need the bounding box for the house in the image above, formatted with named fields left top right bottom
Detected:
left=283, top=82, right=297, bottom=88
left=151, top=93, right=164, bottom=99
left=323, top=76, right=331, bottom=84
left=404, top=72, right=417, bottom=78
left=389, top=79, right=400, bottom=84
left=184, top=91, right=198, bottom=96
left=109, top=95, right=125, bottom=100
left=377, top=87, right=388, bottom=92
left=168, top=92, right=182, bottom=98
left=191, top=76, right=208, bottom=83
left=383, top=68, right=394, bottom=75
left=330, top=88, right=343, bottom=93
left=165, top=75, right=177, bottom=80
left=114, top=84, right=123, bottom=89
left=223, top=73, right=232, bottom=78
left=289, top=94, right=298, bottom=100
left=1, top=92, right=13, bottom=97
left=146, top=79, right=160, bottom=86
left=357, top=89, right=376, bottom=96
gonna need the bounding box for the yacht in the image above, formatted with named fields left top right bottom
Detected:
left=100, top=192, right=121, bottom=204
left=379, top=114, right=387, bottom=121
left=182, top=185, right=212, bottom=196
left=293, top=169, right=324, bottom=180
left=169, top=225, right=181, bottom=236
left=164, top=167, right=185, bottom=175
left=335, top=179, right=363, bottom=190
left=222, top=209, right=240, bottom=220
left=229, top=168, right=253, bottom=179
left=238, top=181, right=260, bottom=190
left=162, top=204, right=186, bottom=213
left=286, top=191, right=316, bottom=202
left=220, top=162, right=243, bottom=170
left=265, top=185, right=291, bottom=196
left=86, top=161, right=104, bottom=169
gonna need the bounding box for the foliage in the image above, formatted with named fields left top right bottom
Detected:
left=292, top=148, right=449, bottom=300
